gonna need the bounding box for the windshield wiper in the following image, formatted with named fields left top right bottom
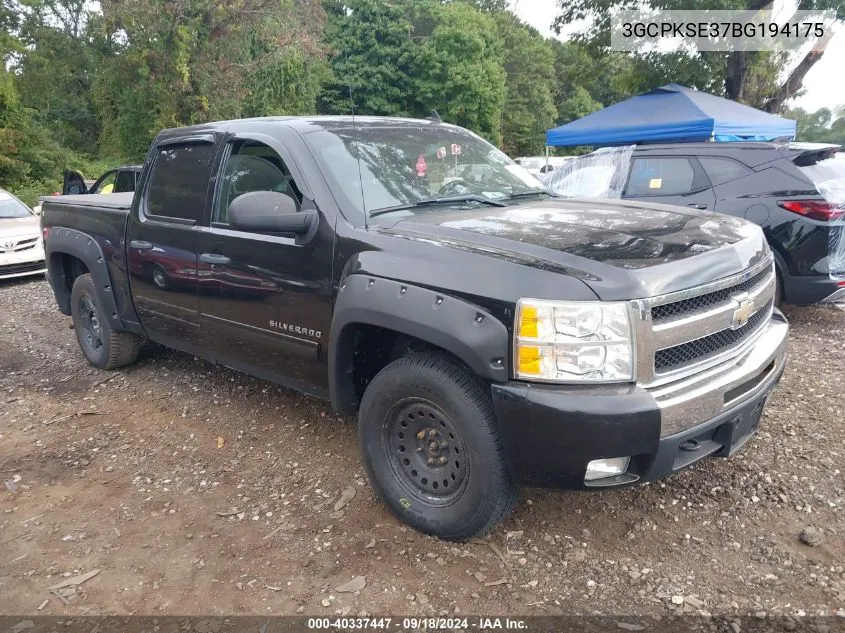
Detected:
left=369, top=194, right=506, bottom=218
left=508, top=189, right=556, bottom=200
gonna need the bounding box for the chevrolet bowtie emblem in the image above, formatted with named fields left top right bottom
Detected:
left=730, top=292, right=755, bottom=329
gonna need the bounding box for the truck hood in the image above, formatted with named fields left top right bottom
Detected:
left=0, top=216, right=40, bottom=240
left=379, top=198, right=769, bottom=300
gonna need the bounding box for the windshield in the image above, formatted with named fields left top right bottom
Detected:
left=551, top=165, right=617, bottom=198
left=305, top=124, right=543, bottom=220
left=0, top=192, right=33, bottom=219
left=544, top=145, right=635, bottom=199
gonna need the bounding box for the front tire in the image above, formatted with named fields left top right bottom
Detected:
left=358, top=352, right=519, bottom=541
left=70, top=273, right=141, bottom=370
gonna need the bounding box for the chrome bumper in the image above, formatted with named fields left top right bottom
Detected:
left=647, top=311, right=788, bottom=437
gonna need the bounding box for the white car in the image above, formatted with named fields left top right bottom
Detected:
left=0, top=188, right=46, bottom=280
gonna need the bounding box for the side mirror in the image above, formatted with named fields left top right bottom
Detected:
left=228, top=191, right=314, bottom=235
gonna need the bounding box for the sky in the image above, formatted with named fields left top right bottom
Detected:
left=512, top=0, right=844, bottom=114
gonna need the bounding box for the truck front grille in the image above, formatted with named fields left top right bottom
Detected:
left=632, top=258, right=777, bottom=389
left=651, top=267, right=770, bottom=322
left=654, top=299, right=773, bottom=373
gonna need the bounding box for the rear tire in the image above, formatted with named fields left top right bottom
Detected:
left=358, top=351, right=519, bottom=541
left=70, top=273, right=141, bottom=369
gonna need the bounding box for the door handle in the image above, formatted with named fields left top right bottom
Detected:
left=129, top=240, right=153, bottom=251
left=687, top=204, right=708, bottom=210
left=200, top=253, right=231, bottom=265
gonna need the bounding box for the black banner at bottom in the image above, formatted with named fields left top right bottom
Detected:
left=1, top=616, right=844, bottom=633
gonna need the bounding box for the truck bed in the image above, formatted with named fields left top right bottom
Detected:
left=43, top=192, right=134, bottom=211
left=41, top=192, right=135, bottom=324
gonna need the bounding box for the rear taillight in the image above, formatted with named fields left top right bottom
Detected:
left=42, top=227, right=50, bottom=241
left=777, top=200, right=844, bottom=221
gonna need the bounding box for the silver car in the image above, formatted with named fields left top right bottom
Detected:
left=0, top=188, right=46, bottom=280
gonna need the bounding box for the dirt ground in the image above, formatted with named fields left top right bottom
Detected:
left=1, top=277, right=843, bottom=618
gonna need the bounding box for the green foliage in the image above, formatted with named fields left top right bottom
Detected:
left=553, top=0, right=845, bottom=112
left=786, top=106, right=845, bottom=144
left=12, top=1, right=106, bottom=154
left=408, top=2, right=506, bottom=144
left=320, top=0, right=414, bottom=116
left=496, top=16, right=557, bottom=156
left=2, top=0, right=840, bottom=199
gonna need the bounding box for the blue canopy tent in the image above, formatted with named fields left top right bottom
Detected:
left=546, top=84, right=796, bottom=147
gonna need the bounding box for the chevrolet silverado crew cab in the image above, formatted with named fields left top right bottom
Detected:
left=41, top=116, right=789, bottom=540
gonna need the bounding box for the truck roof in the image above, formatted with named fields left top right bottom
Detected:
left=155, top=115, right=457, bottom=142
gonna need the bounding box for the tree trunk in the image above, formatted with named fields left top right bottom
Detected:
left=725, top=51, right=748, bottom=102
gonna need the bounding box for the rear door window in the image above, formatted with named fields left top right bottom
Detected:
left=146, top=143, right=215, bottom=223
left=699, top=157, right=752, bottom=185
left=625, top=158, right=696, bottom=196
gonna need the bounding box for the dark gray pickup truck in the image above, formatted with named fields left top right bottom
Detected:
left=41, top=116, right=788, bottom=540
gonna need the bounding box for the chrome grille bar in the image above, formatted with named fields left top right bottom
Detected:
left=630, top=256, right=776, bottom=388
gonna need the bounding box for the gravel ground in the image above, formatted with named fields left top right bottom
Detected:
left=0, top=277, right=843, bottom=617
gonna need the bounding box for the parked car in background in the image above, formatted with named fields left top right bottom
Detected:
left=33, top=165, right=144, bottom=216
left=63, top=165, right=142, bottom=195
left=0, top=188, right=46, bottom=280
left=546, top=142, right=845, bottom=305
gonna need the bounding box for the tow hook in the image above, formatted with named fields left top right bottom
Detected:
left=680, top=438, right=702, bottom=452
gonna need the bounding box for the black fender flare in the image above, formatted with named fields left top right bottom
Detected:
left=46, top=227, right=125, bottom=331
left=328, top=275, right=510, bottom=413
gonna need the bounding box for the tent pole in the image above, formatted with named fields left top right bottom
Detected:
left=545, top=145, right=550, bottom=171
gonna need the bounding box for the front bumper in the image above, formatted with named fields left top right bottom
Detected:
left=492, top=310, right=789, bottom=489
left=0, top=247, right=47, bottom=280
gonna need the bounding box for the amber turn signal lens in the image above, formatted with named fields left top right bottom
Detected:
left=517, top=345, right=541, bottom=375
left=518, top=305, right=538, bottom=338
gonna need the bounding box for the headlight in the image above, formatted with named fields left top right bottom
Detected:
left=514, top=299, right=634, bottom=383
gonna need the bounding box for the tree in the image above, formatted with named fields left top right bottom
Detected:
left=319, top=0, right=415, bottom=116
left=786, top=105, right=845, bottom=143
left=11, top=0, right=108, bottom=155
left=550, top=41, right=640, bottom=123
left=553, top=0, right=845, bottom=112
left=92, top=0, right=328, bottom=157
left=408, top=1, right=507, bottom=144
left=495, top=15, right=558, bottom=156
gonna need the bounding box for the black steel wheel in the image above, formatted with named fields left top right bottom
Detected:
left=358, top=351, right=519, bottom=541
left=77, top=293, right=104, bottom=358
left=70, top=273, right=141, bottom=370
left=383, top=398, right=469, bottom=506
